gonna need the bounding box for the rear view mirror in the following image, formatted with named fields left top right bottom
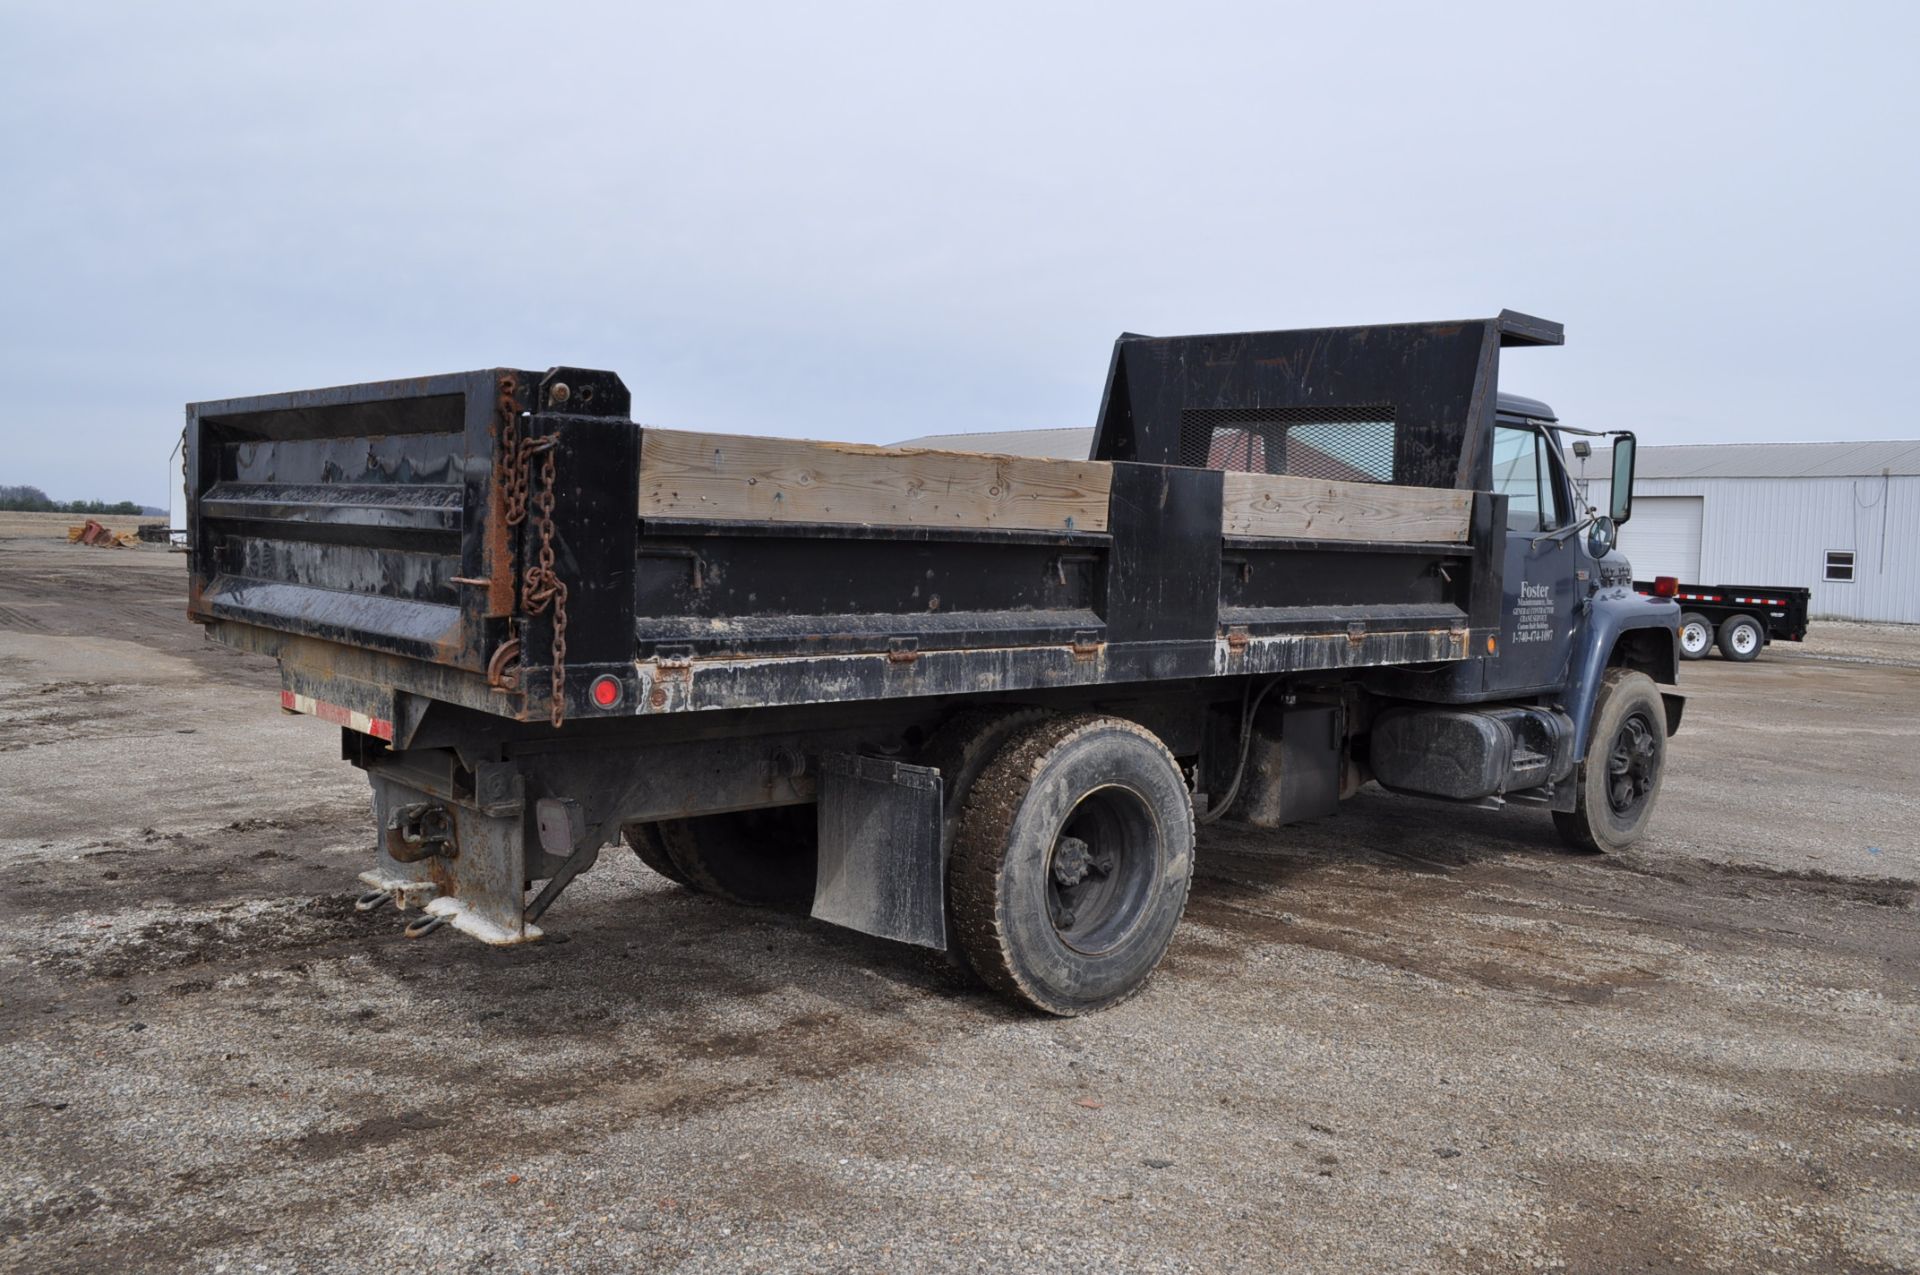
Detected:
left=1609, top=434, right=1636, bottom=524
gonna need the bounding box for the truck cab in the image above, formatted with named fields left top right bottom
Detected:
left=1482, top=391, right=1683, bottom=843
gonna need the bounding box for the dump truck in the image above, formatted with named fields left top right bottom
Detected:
left=183, top=311, right=1682, bottom=1014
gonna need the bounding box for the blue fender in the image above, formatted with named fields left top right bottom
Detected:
left=1565, top=585, right=1683, bottom=759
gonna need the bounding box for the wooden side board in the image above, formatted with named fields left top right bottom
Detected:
left=1220, top=471, right=1473, bottom=543
left=639, top=429, right=1112, bottom=533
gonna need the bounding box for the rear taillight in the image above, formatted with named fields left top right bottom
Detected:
left=1652, top=576, right=1679, bottom=598
left=589, top=675, right=622, bottom=708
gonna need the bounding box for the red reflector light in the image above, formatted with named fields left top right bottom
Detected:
left=1652, top=576, right=1679, bottom=598
left=589, top=675, right=622, bottom=708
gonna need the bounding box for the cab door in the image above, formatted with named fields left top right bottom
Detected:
left=1485, top=421, right=1579, bottom=695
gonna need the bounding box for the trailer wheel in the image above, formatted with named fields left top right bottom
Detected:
left=622, top=823, right=692, bottom=887
left=1717, top=614, right=1764, bottom=662
left=948, top=715, right=1193, bottom=1016
left=654, top=806, right=818, bottom=908
left=1552, top=669, right=1666, bottom=854
left=1677, top=612, right=1713, bottom=661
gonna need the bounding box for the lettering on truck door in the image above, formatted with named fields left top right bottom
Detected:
left=1488, top=421, right=1577, bottom=694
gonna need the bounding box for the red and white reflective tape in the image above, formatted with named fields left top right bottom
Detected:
left=1669, top=591, right=1789, bottom=606
left=281, top=690, right=394, bottom=740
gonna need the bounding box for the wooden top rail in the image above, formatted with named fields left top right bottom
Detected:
left=639, top=429, right=1113, bottom=533
left=1220, top=471, right=1472, bottom=543
left=639, top=427, right=1472, bottom=544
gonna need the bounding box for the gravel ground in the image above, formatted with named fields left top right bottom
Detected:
left=0, top=541, right=1914, bottom=1274
left=1786, top=620, right=1920, bottom=671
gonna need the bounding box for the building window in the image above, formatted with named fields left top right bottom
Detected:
left=1825, top=551, right=1855, bottom=582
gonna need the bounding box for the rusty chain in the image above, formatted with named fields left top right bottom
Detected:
left=494, top=375, right=529, bottom=525
left=488, top=374, right=570, bottom=727
left=521, top=439, right=569, bottom=728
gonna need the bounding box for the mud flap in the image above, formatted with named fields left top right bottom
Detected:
left=1661, top=690, right=1686, bottom=737
left=811, top=754, right=945, bottom=949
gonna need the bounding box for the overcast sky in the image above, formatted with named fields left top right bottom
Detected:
left=3, top=1, right=1914, bottom=505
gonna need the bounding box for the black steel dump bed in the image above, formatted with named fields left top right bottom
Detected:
left=185, top=315, right=1551, bottom=744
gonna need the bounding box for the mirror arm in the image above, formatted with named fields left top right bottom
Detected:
left=1531, top=512, right=1597, bottom=548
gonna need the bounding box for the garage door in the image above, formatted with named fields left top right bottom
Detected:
left=1622, top=496, right=1703, bottom=581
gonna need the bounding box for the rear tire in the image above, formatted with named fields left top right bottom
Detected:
left=919, top=706, right=1054, bottom=974
left=1553, top=669, right=1667, bottom=853
left=1677, top=612, right=1713, bottom=661
left=1718, top=614, right=1763, bottom=662
left=948, top=714, right=1194, bottom=1016
left=654, top=807, right=819, bottom=908
left=623, top=823, right=691, bottom=886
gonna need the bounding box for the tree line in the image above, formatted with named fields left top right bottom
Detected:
left=0, top=484, right=151, bottom=516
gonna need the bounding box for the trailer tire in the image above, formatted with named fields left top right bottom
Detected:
left=654, top=807, right=819, bottom=908
left=1552, top=669, right=1666, bottom=854
left=948, top=714, right=1193, bottom=1016
left=623, top=823, right=692, bottom=887
left=1677, top=612, right=1713, bottom=661
left=1717, top=614, right=1764, bottom=662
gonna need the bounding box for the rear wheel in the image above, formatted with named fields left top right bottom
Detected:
left=1677, top=612, right=1713, bottom=661
left=1553, top=669, right=1667, bottom=853
left=1718, top=614, right=1764, bottom=662
left=948, top=714, right=1193, bottom=1015
left=920, top=706, right=1053, bottom=971
left=653, top=806, right=818, bottom=908
left=623, top=822, right=691, bottom=886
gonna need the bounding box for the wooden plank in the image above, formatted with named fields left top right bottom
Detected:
left=1220, top=471, right=1472, bottom=542
left=639, top=429, right=1111, bottom=533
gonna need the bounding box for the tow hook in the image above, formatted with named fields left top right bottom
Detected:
left=385, top=801, right=458, bottom=862
left=404, top=913, right=449, bottom=939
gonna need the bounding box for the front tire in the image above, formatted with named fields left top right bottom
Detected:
left=1718, top=614, right=1764, bottom=662
left=948, top=715, right=1194, bottom=1016
left=1553, top=669, right=1667, bottom=853
left=1678, top=612, right=1713, bottom=661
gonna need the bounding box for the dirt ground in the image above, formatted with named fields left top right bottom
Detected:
left=1, top=539, right=1914, bottom=1274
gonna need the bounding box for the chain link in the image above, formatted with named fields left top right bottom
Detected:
left=488, top=374, right=571, bottom=727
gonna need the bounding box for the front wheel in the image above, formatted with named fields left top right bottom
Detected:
left=1678, top=612, right=1713, bottom=661
left=947, top=714, right=1194, bottom=1016
left=1718, top=614, right=1764, bottom=662
left=1553, top=669, right=1667, bottom=853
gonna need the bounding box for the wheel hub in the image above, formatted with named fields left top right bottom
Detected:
left=1044, top=789, right=1144, bottom=947
left=1606, top=713, right=1659, bottom=816
left=1051, top=835, right=1095, bottom=888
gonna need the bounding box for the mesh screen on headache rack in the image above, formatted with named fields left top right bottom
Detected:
left=1177, top=405, right=1397, bottom=481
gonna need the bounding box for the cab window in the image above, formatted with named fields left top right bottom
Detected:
left=1491, top=423, right=1560, bottom=532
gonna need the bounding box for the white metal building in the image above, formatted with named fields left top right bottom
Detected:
left=1577, top=441, right=1920, bottom=624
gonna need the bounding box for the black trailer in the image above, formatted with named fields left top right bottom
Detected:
left=1637, top=580, right=1812, bottom=662
left=184, top=311, right=1682, bottom=1014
